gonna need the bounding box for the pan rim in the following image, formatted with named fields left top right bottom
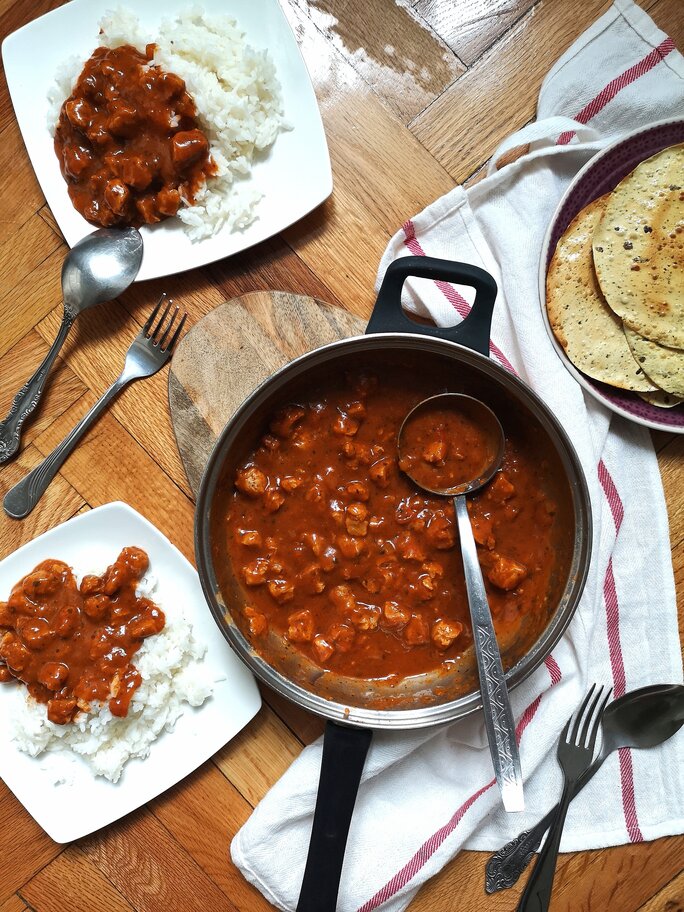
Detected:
left=194, top=332, right=592, bottom=730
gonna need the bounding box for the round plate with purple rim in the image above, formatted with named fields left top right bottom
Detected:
left=539, top=117, right=684, bottom=433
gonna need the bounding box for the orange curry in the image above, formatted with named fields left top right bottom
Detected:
left=0, top=547, right=164, bottom=724
left=54, top=44, right=216, bottom=227
left=398, top=402, right=497, bottom=492
left=213, top=369, right=558, bottom=681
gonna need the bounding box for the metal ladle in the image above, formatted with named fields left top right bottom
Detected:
left=0, top=226, right=143, bottom=464
left=398, top=392, right=523, bottom=812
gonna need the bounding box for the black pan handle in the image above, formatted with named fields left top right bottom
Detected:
left=366, top=255, right=497, bottom=357
left=297, top=722, right=373, bottom=912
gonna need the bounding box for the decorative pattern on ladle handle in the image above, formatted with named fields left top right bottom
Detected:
left=453, top=494, right=523, bottom=811
left=476, top=622, right=521, bottom=798
left=0, top=315, right=74, bottom=463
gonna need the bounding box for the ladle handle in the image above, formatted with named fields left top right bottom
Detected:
left=0, top=313, right=74, bottom=464
left=453, top=494, right=524, bottom=812
left=297, top=722, right=372, bottom=912
left=366, top=256, right=497, bottom=357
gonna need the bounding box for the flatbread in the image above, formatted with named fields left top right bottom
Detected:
left=546, top=194, right=657, bottom=392
left=592, top=144, right=684, bottom=348
left=638, top=389, right=683, bottom=408
left=624, top=326, right=684, bottom=397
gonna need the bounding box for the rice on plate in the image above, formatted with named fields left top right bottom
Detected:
left=47, top=6, right=287, bottom=239
left=10, top=571, right=214, bottom=784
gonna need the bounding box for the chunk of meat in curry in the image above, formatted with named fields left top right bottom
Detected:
left=54, top=44, right=216, bottom=228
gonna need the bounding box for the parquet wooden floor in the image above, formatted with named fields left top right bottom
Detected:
left=0, top=0, right=682, bottom=909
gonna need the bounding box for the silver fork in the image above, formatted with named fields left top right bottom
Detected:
left=517, top=683, right=612, bottom=912
left=3, top=295, right=186, bottom=520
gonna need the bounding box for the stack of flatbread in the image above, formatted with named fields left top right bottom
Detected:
left=546, top=143, right=684, bottom=408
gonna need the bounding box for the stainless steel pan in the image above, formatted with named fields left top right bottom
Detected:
left=195, top=256, right=592, bottom=911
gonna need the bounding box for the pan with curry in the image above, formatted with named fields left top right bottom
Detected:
left=195, top=256, right=591, bottom=912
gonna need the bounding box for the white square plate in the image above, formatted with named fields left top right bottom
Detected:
left=0, top=502, right=261, bottom=843
left=1, top=0, right=332, bottom=282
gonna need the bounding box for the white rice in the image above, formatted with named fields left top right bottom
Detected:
left=10, top=573, right=214, bottom=783
left=47, top=6, right=286, bottom=240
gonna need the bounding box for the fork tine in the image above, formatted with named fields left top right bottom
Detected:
left=578, top=684, right=606, bottom=747
left=150, top=296, right=173, bottom=341
left=584, top=686, right=612, bottom=754
left=158, top=306, right=179, bottom=349
left=165, top=312, right=187, bottom=353
left=143, top=293, right=166, bottom=334
left=568, top=683, right=596, bottom=744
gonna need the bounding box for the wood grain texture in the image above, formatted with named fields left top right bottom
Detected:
left=169, top=292, right=365, bottom=494
left=0, top=245, right=64, bottom=360
left=79, top=810, right=231, bottom=912
left=292, top=0, right=464, bottom=121
left=0, top=330, right=86, bottom=447
left=414, top=0, right=537, bottom=66
left=410, top=0, right=612, bottom=182
left=0, top=897, right=30, bottom=912
left=0, top=781, right=61, bottom=905
left=150, top=760, right=275, bottom=912
left=213, top=704, right=304, bottom=807
left=20, top=848, right=135, bottom=912
left=0, top=0, right=682, bottom=909
left=0, top=443, right=85, bottom=559
left=636, top=869, right=684, bottom=911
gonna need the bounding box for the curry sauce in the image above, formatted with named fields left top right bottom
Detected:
left=0, top=547, right=164, bottom=724
left=54, top=44, right=216, bottom=227
left=213, top=368, right=559, bottom=681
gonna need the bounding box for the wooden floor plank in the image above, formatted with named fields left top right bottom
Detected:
left=636, top=869, right=684, bottom=911
left=292, top=0, right=464, bottom=122
left=35, top=302, right=194, bottom=501
left=20, top=848, right=135, bottom=912
left=0, top=781, right=61, bottom=905
left=410, top=0, right=612, bottom=183
left=413, top=0, right=537, bottom=66
left=0, top=331, right=87, bottom=450
left=79, top=810, right=232, bottom=912
left=0, top=216, right=61, bottom=345
left=0, top=442, right=85, bottom=559
left=0, top=896, right=30, bottom=912
left=280, top=0, right=455, bottom=314
left=0, top=121, right=46, bottom=229
left=213, top=705, right=303, bottom=808
left=150, top=761, right=274, bottom=912
left=32, top=395, right=196, bottom=563
left=0, top=246, right=64, bottom=361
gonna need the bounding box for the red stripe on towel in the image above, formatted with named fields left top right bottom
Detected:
left=557, top=37, right=675, bottom=144
left=356, top=667, right=560, bottom=912
left=599, top=465, right=644, bottom=843
left=400, top=221, right=517, bottom=374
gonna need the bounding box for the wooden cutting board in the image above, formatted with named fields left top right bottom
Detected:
left=168, top=291, right=366, bottom=497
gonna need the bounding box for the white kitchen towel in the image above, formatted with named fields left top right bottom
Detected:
left=232, top=3, right=684, bottom=910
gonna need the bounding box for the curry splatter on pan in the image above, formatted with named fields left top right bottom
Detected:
left=195, top=257, right=592, bottom=911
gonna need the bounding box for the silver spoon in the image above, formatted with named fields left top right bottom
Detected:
left=485, top=682, right=684, bottom=892
left=397, top=393, right=523, bottom=812
left=0, top=226, right=143, bottom=464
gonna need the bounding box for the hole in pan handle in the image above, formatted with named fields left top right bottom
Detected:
left=297, top=722, right=373, bottom=912
left=366, top=255, right=497, bottom=358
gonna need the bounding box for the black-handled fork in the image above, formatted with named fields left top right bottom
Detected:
left=516, top=684, right=612, bottom=912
